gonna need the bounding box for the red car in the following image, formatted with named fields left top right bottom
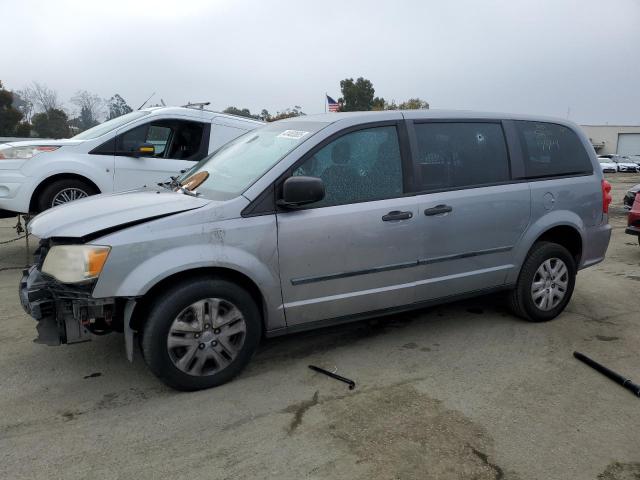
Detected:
left=627, top=191, right=640, bottom=245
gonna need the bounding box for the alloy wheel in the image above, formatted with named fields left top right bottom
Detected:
left=166, top=298, right=247, bottom=376
left=51, top=187, right=89, bottom=206
left=530, top=258, right=569, bottom=311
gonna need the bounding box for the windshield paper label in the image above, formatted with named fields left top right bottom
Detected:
left=277, top=130, right=309, bottom=140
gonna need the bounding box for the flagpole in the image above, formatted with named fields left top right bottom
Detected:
left=324, top=93, right=327, bottom=113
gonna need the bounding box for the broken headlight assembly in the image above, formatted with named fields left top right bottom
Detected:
left=41, top=245, right=111, bottom=284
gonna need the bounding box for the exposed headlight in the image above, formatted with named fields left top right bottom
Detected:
left=0, top=145, right=60, bottom=160
left=42, top=245, right=111, bottom=284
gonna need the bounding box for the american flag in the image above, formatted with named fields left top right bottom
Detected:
left=326, top=95, right=340, bottom=112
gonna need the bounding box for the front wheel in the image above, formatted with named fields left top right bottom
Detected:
left=508, top=242, right=576, bottom=322
left=141, top=278, right=262, bottom=390
left=37, top=178, right=98, bottom=212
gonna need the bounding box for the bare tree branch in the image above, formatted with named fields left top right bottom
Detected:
left=71, top=90, right=104, bottom=128
left=21, top=82, right=61, bottom=112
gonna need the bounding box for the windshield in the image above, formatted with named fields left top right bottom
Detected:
left=179, top=121, right=327, bottom=200
left=72, top=111, right=151, bottom=140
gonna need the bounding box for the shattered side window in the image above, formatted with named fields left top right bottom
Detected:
left=293, top=126, right=403, bottom=207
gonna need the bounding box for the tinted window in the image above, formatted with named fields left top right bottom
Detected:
left=515, top=121, right=592, bottom=178
left=293, top=125, right=403, bottom=207
left=147, top=125, right=172, bottom=155
left=116, top=120, right=205, bottom=160
left=413, top=122, right=510, bottom=191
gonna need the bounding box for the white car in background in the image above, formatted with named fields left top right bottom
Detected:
left=0, top=106, right=262, bottom=216
left=597, top=157, right=618, bottom=173
left=597, top=154, right=640, bottom=173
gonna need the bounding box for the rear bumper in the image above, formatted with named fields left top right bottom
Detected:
left=580, top=222, right=612, bottom=269
left=626, top=226, right=640, bottom=237
left=20, top=265, right=118, bottom=345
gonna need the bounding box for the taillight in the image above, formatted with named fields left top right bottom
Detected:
left=602, top=179, right=612, bottom=213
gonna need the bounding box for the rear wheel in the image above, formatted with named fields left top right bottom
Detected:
left=508, top=241, right=576, bottom=322
left=36, top=178, right=98, bottom=212
left=141, top=278, right=261, bottom=391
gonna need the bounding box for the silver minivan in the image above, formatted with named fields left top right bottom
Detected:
left=20, top=110, right=612, bottom=390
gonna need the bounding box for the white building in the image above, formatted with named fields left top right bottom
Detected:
left=580, top=125, right=640, bottom=155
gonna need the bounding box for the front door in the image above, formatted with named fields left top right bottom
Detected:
left=113, top=119, right=208, bottom=190
left=276, top=123, right=421, bottom=326
left=409, top=121, right=531, bottom=301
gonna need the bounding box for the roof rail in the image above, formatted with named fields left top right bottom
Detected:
left=182, top=101, right=211, bottom=110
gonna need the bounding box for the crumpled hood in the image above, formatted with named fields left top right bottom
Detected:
left=29, top=188, right=210, bottom=239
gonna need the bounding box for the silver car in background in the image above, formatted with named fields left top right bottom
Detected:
left=20, top=110, right=612, bottom=390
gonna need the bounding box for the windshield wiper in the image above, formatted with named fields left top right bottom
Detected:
left=157, top=176, right=182, bottom=190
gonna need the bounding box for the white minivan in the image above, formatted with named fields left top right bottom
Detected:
left=0, top=106, right=263, bottom=216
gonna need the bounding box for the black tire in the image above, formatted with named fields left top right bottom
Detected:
left=36, top=178, right=98, bottom=212
left=508, top=241, right=576, bottom=322
left=140, top=277, right=262, bottom=391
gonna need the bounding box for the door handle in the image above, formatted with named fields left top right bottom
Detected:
left=382, top=210, right=413, bottom=221
left=424, top=204, right=453, bottom=216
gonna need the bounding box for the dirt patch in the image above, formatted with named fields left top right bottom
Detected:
left=598, top=461, right=640, bottom=479
left=596, top=335, right=619, bottom=342
left=321, top=383, right=514, bottom=479
left=285, top=390, right=319, bottom=434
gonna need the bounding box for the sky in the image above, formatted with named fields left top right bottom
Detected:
left=2, top=0, right=639, bottom=124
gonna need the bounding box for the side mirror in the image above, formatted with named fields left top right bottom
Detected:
left=278, top=176, right=325, bottom=208
left=133, top=142, right=155, bottom=158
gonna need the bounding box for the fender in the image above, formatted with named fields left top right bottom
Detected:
left=506, top=209, right=586, bottom=285
left=92, top=210, right=286, bottom=330
left=22, top=155, right=113, bottom=195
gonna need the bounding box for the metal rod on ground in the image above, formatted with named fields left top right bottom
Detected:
left=309, top=365, right=356, bottom=390
left=574, top=351, right=640, bottom=398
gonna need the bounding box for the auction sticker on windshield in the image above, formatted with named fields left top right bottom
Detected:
left=277, top=130, right=309, bottom=140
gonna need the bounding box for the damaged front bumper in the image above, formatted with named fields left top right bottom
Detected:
left=19, top=265, right=119, bottom=346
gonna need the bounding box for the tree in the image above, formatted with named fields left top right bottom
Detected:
left=223, top=106, right=260, bottom=119
left=371, top=96, right=387, bottom=111
left=398, top=98, right=429, bottom=110
left=32, top=109, right=70, bottom=138
left=0, top=80, right=23, bottom=136
left=260, top=109, right=271, bottom=121
left=107, top=94, right=132, bottom=119
left=266, top=106, right=305, bottom=122
left=15, top=122, right=32, bottom=137
left=12, top=89, right=33, bottom=123
left=338, top=77, right=376, bottom=111
left=21, top=82, right=61, bottom=113
left=71, top=90, right=103, bottom=131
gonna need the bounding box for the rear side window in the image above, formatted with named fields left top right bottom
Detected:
left=515, top=121, right=592, bottom=178
left=412, top=122, right=510, bottom=191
